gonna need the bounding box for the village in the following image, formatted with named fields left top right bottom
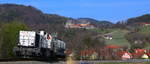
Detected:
left=66, top=44, right=150, bottom=61
left=65, top=21, right=150, bottom=61
left=65, top=19, right=96, bottom=29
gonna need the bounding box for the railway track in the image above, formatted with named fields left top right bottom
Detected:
left=0, top=58, right=61, bottom=62
left=0, top=58, right=39, bottom=62
left=0, top=58, right=65, bottom=64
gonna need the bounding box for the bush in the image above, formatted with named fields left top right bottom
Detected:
left=0, top=21, right=28, bottom=58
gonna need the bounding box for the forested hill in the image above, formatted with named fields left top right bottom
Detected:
left=78, top=18, right=114, bottom=28
left=126, top=14, right=150, bottom=25
left=0, top=4, right=71, bottom=32
left=0, top=4, right=150, bottom=30
left=0, top=4, right=114, bottom=31
left=0, top=4, right=69, bottom=24
left=0, top=4, right=108, bottom=52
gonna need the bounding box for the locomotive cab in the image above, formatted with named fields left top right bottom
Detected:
left=13, top=30, right=66, bottom=59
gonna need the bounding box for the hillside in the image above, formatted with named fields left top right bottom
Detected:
left=77, top=18, right=114, bottom=28
left=0, top=4, right=70, bottom=32
left=0, top=4, right=114, bottom=31
left=0, top=4, right=45, bottom=24
left=1, top=3, right=150, bottom=51
left=105, top=29, right=130, bottom=47
left=126, top=14, right=150, bottom=25
left=0, top=4, right=107, bottom=51
left=138, top=26, right=150, bottom=34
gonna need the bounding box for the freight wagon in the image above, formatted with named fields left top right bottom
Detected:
left=13, top=30, right=66, bottom=59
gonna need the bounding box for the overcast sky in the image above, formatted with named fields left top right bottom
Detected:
left=0, top=0, right=150, bottom=23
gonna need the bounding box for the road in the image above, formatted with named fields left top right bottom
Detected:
left=0, top=56, right=75, bottom=64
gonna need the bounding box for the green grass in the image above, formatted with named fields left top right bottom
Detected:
left=89, top=28, right=118, bottom=34
left=138, top=26, right=150, bottom=48
left=139, top=26, right=150, bottom=34
left=105, top=29, right=130, bottom=47
left=90, top=28, right=130, bottom=47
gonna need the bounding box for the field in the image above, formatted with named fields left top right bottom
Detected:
left=139, top=26, right=150, bottom=34
left=104, top=29, right=130, bottom=47
left=89, top=28, right=114, bottom=34
left=90, top=28, right=130, bottom=47
left=138, top=26, right=150, bottom=49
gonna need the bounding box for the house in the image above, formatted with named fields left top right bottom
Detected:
left=98, top=45, right=122, bottom=60
left=140, top=22, right=150, bottom=26
left=132, top=53, right=144, bottom=59
left=80, top=49, right=98, bottom=60
left=65, top=20, right=95, bottom=29
left=142, top=54, right=149, bottom=59
left=145, top=52, right=150, bottom=58
left=103, top=34, right=112, bottom=40
left=134, top=49, right=146, bottom=53
left=105, top=45, right=121, bottom=49
left=132, top=49, right=147, bottom=59
left=99, top=47, right=114, bottom=60
left=117, top=51, right=131, bottom=60
left=121, top=52, right=132, bottom=60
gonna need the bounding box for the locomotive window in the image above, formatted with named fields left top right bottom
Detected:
left=31, top=43, right=34, bottom=45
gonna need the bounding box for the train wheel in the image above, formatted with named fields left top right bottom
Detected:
left=45, top=50, right=51, bottom=57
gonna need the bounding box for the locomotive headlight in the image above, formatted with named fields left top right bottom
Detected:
left=18, top=43, right=21, bottom=45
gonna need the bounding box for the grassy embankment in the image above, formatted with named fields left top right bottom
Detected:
left=138, top=26, right=150, bottom=49
left=105, top=29, right=130, bottom=47
left=90, top=28, right=130, bottom=47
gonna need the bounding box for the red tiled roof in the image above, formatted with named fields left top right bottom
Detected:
left=117, top=51, right=128, bottom=56
left=132, top=52, right=144, bottom=56
left=80, top=50, right=95, bottom=56
left=140, top=22, right=150, bottom=25
left=134, top=49, right=146, bottom=53
left=146, top=53, right=150, bottom=56
left=117, top=51, right=145, bottom=57
left=105, top=45, right=121, bottom=49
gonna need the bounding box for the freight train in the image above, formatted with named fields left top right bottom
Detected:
left=13, top=30, right=66, bottom=59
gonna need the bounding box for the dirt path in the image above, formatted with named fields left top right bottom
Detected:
left=66, top=55, right=76, bottom=64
